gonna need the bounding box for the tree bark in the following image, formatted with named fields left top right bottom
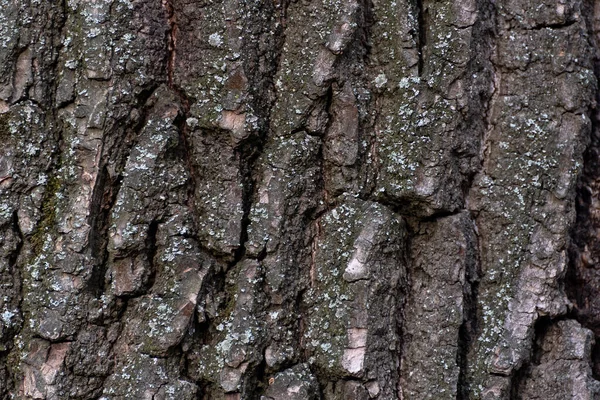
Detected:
left=1, top=0, right=599, bottom=399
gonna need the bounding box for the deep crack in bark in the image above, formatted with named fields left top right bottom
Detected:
left=566, top=0, right=600, bottom=379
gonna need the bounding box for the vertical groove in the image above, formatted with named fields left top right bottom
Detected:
left=456, top=217, right=480, bottom=400
left=566, top=0, right=600, bottom=379
left=163, top=0, right=177, bottom=88
left=458, top=0, right=497, bottom=396
left=415, top=0, right=427, bottom=77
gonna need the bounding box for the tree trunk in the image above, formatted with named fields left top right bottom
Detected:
left=1, top=0, right=600, bottom=398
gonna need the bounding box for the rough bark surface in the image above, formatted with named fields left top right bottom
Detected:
left=1, top=0, right=600, bottom=399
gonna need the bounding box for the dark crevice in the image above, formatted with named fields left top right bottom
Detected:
left=591, top=341, right=600, bottom=379
left=509, top=316, right=556, bottom=400
left=256, top=243, right=268, bottom=262
left=229, top=136, right=263, bottom=268
left=145, top=219, right=160, bottom=291
left=415, top=0, right=428, bottom=76
left=372, top=193, right=464, bottom=221
left=178, top=314, right=206, bottom=394
left=509, top=361, right=528, bottom=399
left=248, top=356, right=268, bottom=398
left=0, top=212, right=25, bottom=395
left=6, top=211, right=24, bottom=387
left=417, top=208, right=464, bottom=222
left=315, top=375, right=327, bottom=400
left=296, top=284, right=310, bottom=362
left=171, top=96, right=196, bottom=211
left=396, top=224, right=413, bottom=398
left=565, top=0, right=600, bottom=379
left=84, top=83, right=159, bottom=297
left=456, top=217, right=480, bottom=400
left=163, top=0, right=177, bottom=88
left=86, top=165, right=111, bottom=296
left=135, top=84, right=160, bottom=109
left=456, top=292, right=475, bottom=399
left=456, top=0, right=496, bottom=394
left=187, top=262, right=228, bottom=338
left=566, top=126, right=600, bottom=362
left=195, top=382, right=206, bottom=400
left=529, top=19, right=578, bottom=31
left=460, top=0, right=497, bottom=205
left=323, top=84, right=335, bottom=125
left=9, top=210, right=24, bottom=272
left=358, top=0, right=374, bottom=63
left=103, top=84, right=159, bottom=211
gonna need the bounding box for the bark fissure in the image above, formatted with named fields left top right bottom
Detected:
left=163, top=0, right=177, bottom=88
left=230, top=137, right=262, bottom=267
left=145, top=219, right=160, bottom=291
left=9, top=210, right=23, bottom=274
left=566, top=104, right=600, bottom=373
left=1, top=211, right=25, bottom=367
left=415, top=0, right=427, bottom=77
left=456, top=219, right=480, bottom=400
left=86, top=165, right=112, bottom=296
left=565, top=0, right=600, bottom=379
left=162, top=0, right=197, bottom=228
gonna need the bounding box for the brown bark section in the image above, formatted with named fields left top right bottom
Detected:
left=0, top=0, right=599, bottom=399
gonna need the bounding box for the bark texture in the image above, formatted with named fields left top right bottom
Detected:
left=1, top=0, right=600, bottom=399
